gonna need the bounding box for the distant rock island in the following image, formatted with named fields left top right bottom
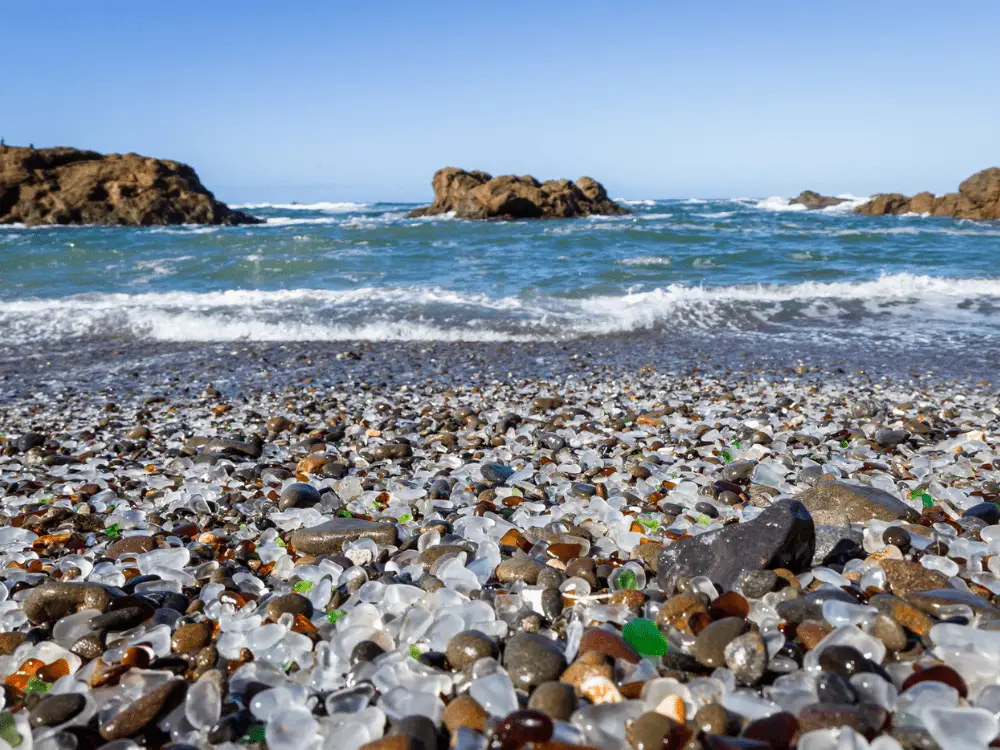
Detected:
left=0, top=145, right=261, bottom=226
left=791, top=168, right=1000, bottom=220
left=408, top=168, right=629, bottom=220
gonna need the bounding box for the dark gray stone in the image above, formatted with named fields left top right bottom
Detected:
left=658, top=500, right=816, bottom=594
left=812, top=525, right=864, bottom=566
left=503, top=633, right=567, bottom=690
left=278, top=482, right=322, bottom=511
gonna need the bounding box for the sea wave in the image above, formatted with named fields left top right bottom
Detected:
left=231, top=202, right=369, bottom=212
left=2, top=274, right=997, bottom=346
left=754, top=195, right=871, bottom=214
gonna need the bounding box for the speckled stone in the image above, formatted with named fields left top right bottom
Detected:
left=723, top=631, right=767, bottom=685
left=171, top=621, right=212, bottom=654
left=882, top=560, right=949, bottom=597
left=693, top=703, right=731, bottom=735
left=289, top=517, right=398, bottom=555
left=496, top=557, right=543, bottom=584
left=868, top=593, right=934, bottom=637
left=906, top=588, right=1000, bottom=616
left=796, top=480, right=918, bottom=526
left=446, top=630, right=497, bottom=670
left=527, top=681, right=576, bottom=721
left=692, top=617, right=748, bottom=668
left=503, top=633, right=568, bottom=690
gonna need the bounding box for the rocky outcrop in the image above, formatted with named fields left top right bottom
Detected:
left=788, top=191, right=848, bottom=210
left=855, top=168, right=1000, bottom=220
left=0, top=145, right=261, bottom=226
left=408, top=167, right=629, bottom=220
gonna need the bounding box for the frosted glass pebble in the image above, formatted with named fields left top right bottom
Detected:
left=185, top=679, right=221, bottom=730
left=922, top=555, right=960, bottom=577
left=924, top=706, right=999, bottom=750
left=469, top=672, right=518, bottom=717
left=266, top=704, right=319, bottom=750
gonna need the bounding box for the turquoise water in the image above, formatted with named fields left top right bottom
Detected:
left=2, top=197, right=999, bottom=348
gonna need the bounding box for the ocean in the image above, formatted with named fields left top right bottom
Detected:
left=2, top=195, right=1000, bottom=394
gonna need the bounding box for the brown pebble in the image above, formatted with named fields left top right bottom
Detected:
left=882, top=560, right=949, bottom=597
left=171, top=622, right=212, bottom=654
left=577, top=628, right=641, bottom=664
left=742, top=712, right=799, bottom=750
left=796, top=620, right=833, bottom=650
left=528, top=681, right=577, bottom=721
left=691, top=617, right=747, bottom=668
left=710, top=591, right=749, bottom=620
left=626, top=711, right=679, bottom=750
left=442, top=694, right=488, bottom=733
left=560, top=659, right=613, bottom=695
left=0, top=632, right=26, bottom=655
left=99, top=679, right=188, bottom=740
left=873, top=614, right=908, bottom=652
left=107, top=535, right=156, bottom=559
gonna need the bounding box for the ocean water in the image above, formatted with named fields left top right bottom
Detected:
left=2, top=196, right=999, bottom=358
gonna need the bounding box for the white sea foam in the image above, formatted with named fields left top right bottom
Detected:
left=617, top=256, right=672, bottom=267
left=682, top=198, right=708, bottom=205
left=754, top=194, right=871, bottom=214
left=619, top=199, right=657, bottom=206
left=3, top=274, right=997, bottom=346
left=231, top=202, right=369, bottom=212
left=695, top=211, right=734, bottom=219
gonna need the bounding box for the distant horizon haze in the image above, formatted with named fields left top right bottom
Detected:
left=3, top=1, right=998, bottom=203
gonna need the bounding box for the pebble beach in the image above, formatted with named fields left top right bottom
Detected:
left=2, top=340, right=999, bottom=750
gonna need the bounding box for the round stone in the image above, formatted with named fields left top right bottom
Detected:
left=503, top=633, right=568, bottom=690
left=446, top=630, right=497, bottom=670
left=692, top=617, right=748, bottom=668
left=527, top=682, right=576, bottom=721
left=278, top=482, right=322, bottom=510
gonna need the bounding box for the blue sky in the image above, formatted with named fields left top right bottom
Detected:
left=3, top=2, right=998, bottom=202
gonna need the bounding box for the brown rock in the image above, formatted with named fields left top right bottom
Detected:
left=171, top=622, right=212, bottom=654
left=265, top=593, right=314, bottom=621
left=408, top=168, right=629, bottom=220
left=882, top=560, right=949, bottom=597
left=0, top=632, right=26, bottom=655
left=691, top=617, right=747, bottom=668
left=577, top=628, right=641, bottom=663
left=99, top=680, right=187, bottom=740
left=856, top=167, right=1000, bottom=221
left=788, top=191, right=847, bottom=210
left=795, top=480, right=917, bottom=526
left=23, top=582, right=114, bottom=624
left=442, top=694, right=488, bottom=733
left=0, top=146, right=261, bottom=226
left=561, top=659, right=614, bottom=695
left=107, top=535, right=156, bottom=559
left=527, top=681, right=577, bottom=721
left=627, top=711, right=679, bottom=750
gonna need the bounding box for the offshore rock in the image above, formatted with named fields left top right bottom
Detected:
left=788, top=191, right=848, bottom=209
left=408, top=167, right=629, bottom=220
left=658, top=500, right=815, bottom=593
left=0, top=145, right=262, bottom=226
left=856, top=167, right=1000, bottom=221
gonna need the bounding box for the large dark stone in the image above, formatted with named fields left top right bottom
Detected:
left=289, top=517, right=398, bottom=555
left=795, top=481, right=917, bottom=526
left=658, top=500, right=815, bottom=594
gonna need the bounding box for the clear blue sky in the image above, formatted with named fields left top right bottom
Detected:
left=3, top=2, right=998, bottom=202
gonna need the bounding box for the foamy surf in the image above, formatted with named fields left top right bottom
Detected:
left=2, top=274, right=997, bottom=347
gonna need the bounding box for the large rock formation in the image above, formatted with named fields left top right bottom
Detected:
left=855, top=167, right=1000, bottom=220
left=0, top=145, right=261, bottom=226
left=788, top=190, right=848, bottom=210
left=408, top=168, right=629, bottom=220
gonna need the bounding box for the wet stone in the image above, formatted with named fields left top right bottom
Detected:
left=442, top=693, right=488, bottom=733
left=171, top=622, right=212, bottom=654
left=278, top=482, right=322, bottom=510
left=692, top=617, right=748, bottom=669
left=99, top=680, right=188, bottom=740
left=264, top=593, right=313, bottom=621
left=882, top=560, right=950, bottom=597
left=723, top=630, right=767, bottom=685
left=817, top=645, right=872, bottom=679
left=446, top=630, right=497, bottom=670
left=737, top=570, right=779, bottom=599
left=496, top=557, right=543, bottom=584
left=107, top=535, right=156, bottom=559
left=289, top=517, right=398, bottom=555
left=658, top=500, right=816, bottom=593
left=578, top=627, right=641, bottom=664
left=796, top=480, right=918, bottom=526
left=627, top=711, right=679, bottom=750
left=503, top=633, right=568, bottom=690
left=29, top=693, right=86, bottom=728
left=527, top=681, right=576, bottom=721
